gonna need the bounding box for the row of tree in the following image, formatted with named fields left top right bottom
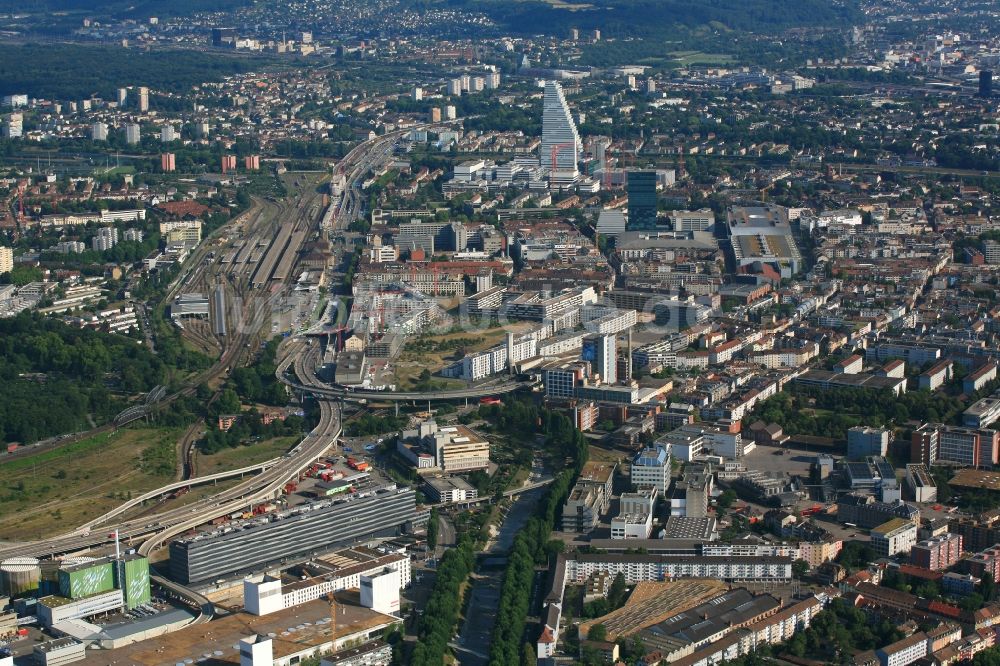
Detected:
left=487, top=409, right=590, bottom=666
left=408, top=536, right=476, bottom=666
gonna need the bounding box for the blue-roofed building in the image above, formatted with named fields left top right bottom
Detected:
left=631, top=445, right=672, bottom=492
left=845, top=456, right=898, bottom=499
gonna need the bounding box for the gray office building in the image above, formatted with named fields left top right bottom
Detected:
left=169, top=488, right=416, bottom=584
left=396, top=221, right=467, bottom=254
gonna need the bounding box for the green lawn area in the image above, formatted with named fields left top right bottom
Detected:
left=0, top=427, right=182, bottom=540
left=668, top=51, right=734, bottom=66
left=101, top=165, right=136, bottom=176
left=393, top=323, right=536, bottom=389
left=195, top=436, right=300, bottom=475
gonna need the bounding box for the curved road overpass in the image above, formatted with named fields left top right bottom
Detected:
left=282, top=376, right=532, bottom=402
left=79, top=459, right=282, bottom=531
left=153, top=574, right=216, bottom=625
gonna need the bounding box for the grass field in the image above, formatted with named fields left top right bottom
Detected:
left=668, top=51, right=734, bottom=66
left=393, top=323, right=535, bottom=389
left=195, top=436, right=300, bottom=475
left=0, top=428, right=183, bottom=541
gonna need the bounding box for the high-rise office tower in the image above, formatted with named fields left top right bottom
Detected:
left=125, top=123, right=141, bottom=145
left=627, top=170, right=658, bottom=230
left=980, top=70, right=994, bottom=98
left=540, top=80, right=581, bottom=184
left=138, top=87, right=149, bottom=112
left=592, top=136, right=610, bottom=171
left=91, top=122, right=108, bottom=141
left=582, top=333, right=616, bottom=385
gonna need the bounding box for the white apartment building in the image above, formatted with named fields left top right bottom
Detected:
left=125, top=123, right=141, bottom=145
left=611, top=513, right=653, bottom=539
left=159, top=219, right=203, bottom=245
left=631, top=446, right=672, bottom=492
left=0, top=246, right=12, bottom=274
left=875, top=632, right=928, bottom=666
left=870, top=519, right=918, bottom=558
left=564, top=554, right=793, bottom=584
left=244, top=552, right=411, bottom=616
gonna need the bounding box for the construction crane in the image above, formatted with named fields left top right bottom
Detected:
left=329, top=324, right=348, bottom=352
left=327, top=592, right=337, bottom=640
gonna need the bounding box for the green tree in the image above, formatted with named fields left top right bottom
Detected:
left=608, top=572, right=628, bottom=609
left=983, top=572, right=997, bottom=602
left=792, top=559, right=810, bottom=578
left=427, top=508, right=439, bottom=550
left=717, top=489, right=737, bottom=514
left=521, top=643, right=537, bottom=666
left=216, top=389, right=241, bottom=415
left=587, top=624, right=607, bottom=642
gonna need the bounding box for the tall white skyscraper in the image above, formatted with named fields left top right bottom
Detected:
left=540, top=80, right=581, bottom=184
left=117, top=88, right=128, bottom=106
left=138, top=87, right=149, bottom=112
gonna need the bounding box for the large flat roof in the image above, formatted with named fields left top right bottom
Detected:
left=75, top=595, right=396, bottom=666
left=950, top=469, right=1000, bottom=492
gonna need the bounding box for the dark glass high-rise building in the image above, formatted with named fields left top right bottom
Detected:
left=980, top=70, right=993, bottom=98
left=626, top=170, right=658, bottom=230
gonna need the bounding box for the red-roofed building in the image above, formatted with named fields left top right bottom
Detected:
left=898, top=564, right=943, bottom=581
